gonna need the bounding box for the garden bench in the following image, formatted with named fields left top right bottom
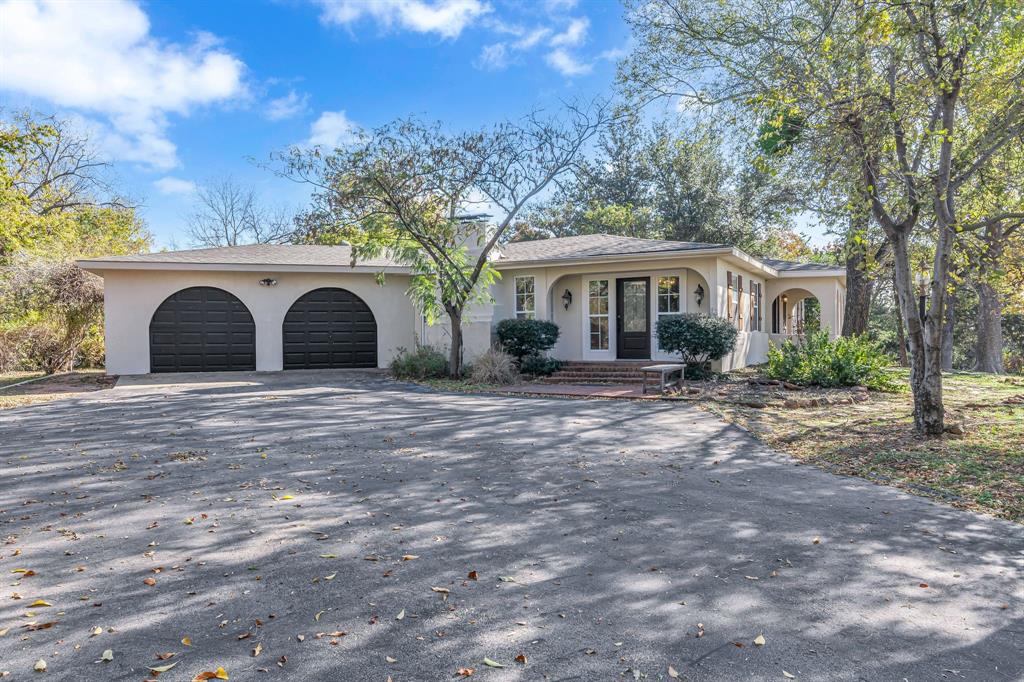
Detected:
left=641, top=363, right=686, bottom=395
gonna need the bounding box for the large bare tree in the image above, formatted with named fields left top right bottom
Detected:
left=277, top=102, right=608, bottom=376
left=186, top=176, right=295, bottom=247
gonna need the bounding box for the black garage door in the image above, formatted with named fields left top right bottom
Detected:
left=149, top=287, right=256, bottom=373
left=283, top=288, right=377, bottom=369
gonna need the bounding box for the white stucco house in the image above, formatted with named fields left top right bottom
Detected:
left=78, top=234, right=846, bottom=375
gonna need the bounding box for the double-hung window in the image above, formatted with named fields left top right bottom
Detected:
left=656, top=276, right=681, bottom=350
left=588, top=279, right=609, bottom=350
left=515, top=276, right=535, bottom=319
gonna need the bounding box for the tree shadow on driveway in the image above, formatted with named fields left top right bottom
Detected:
left=1, top=371, right=1021, bottom=681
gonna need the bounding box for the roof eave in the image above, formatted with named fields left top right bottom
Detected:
left=76, top=260, right=413, bottom=275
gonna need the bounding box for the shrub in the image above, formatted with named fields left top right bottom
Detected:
left=389, top=345, right=448, bottom=380
left=765, top=330, right=897, bottom=390
left=495, top=318, right=560, bottom=360
left=656, top=313, right=738, bottom=378
left=519, top=354, right=563, bottom=377
left=469, top=347, right=520, bottom=384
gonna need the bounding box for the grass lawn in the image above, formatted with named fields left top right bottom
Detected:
left=699, top=370, right=1024, bottom=522
left=0, top=370, right=45, bottom=388
left=0, top=369, right=116, bottom=409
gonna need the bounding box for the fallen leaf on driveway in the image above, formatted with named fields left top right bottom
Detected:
left=100, top=649, right=113, bottom=662
left=783, top=672, right=796, bottom=679
left=497, top=576, right=515, bottom=583
left=668, top=665, right=679, bottom=678
left=155, top=652, right=175, bottom=660
left=29, top=600, right=51, bottom=607
left=483, top=658, right=504, bottom=668
left=252, top=643, right=262, bottom=657
left=467, top=571, right=478, bottom=580
left=395, top=609, right=405, bottom=620
left=192, top=667, right=229, bottom=681
left=181, top=636, right=192, bottom=646
left=430, top=587, right=450, bottom=594
left=34, top=659, right=46, bottom=672
left=143, top=577, right=157, bottom=586
left=754, top=634, right=766, bottom=646
left=385, top=656, right=397, bottom=663
left=515, top=653, right=527, bottom=664
left=401, top=555, right=419, bottom=561
left=150, top=662, right=177, bottom=673
left=457, top=668, right=474, bottom=677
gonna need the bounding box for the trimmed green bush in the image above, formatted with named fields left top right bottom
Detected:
left=765, top=331, right=897, bottom=390
left=389, top=345, right=448, bottom=380
left=519, top=354, right=563, bottom=377
left=656, top=313, right=738, bottom=378
left=495, top=318, right=560, bottom=360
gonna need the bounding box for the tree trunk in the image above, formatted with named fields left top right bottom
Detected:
left=842, top=244, right=873, bottom=336
left=893, top=274, right=908, bottom=367
left=891, top=230, right=944, bottom=436
left=940, top=283, right=955, bottom=371
left=974, top=280, right=1004, bottom=373
left=447, top=308, right=463, bottom=378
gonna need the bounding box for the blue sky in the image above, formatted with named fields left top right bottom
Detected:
left=1, top=0, right=632, bottom=248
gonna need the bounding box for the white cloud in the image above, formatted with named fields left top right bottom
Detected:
left=475, top=43, right=510, bottom=70
left=549, top=16, right=588, bottom=47
left=474, top=26, right=551, bottom=71
left=154, top=177, right=197, bottom=196
left=544, top=0, right=578, bottom=10
left=316, top=0, right=490, bottom=39
left=307, top=110, right=361, bottom=148
left=545, top=48, right=592, bottom=76
left=0, top=0, right=246, bottom=171
left=266, top=90, right=310, bottom=121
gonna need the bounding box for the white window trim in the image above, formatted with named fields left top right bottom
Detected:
left=585, top=277, right=612, bottom=356
left=514, top=275, right=536, bottom=319
left=654, top=274, right=682, bottom=354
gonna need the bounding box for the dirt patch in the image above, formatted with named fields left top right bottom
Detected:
left=0, top=370, right=117, bottom=409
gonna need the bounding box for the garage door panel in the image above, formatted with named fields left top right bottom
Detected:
left=149, top=287, right=256, bottom=373
left=283, top=288, right=377, bottom=370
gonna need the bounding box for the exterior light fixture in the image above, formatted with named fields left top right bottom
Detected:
left=694, top=284, right=705, bottom=307
left=259, top=278, right=278, bottom=287
left=561, top=289, right=573, bottom=310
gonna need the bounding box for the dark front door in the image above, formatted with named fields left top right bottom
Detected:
left=282, top=287, right=377, bottom=369
left=616, top=277, right=650, bottom=359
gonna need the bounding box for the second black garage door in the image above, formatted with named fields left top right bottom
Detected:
left=283, top=287, right=378, bottom=369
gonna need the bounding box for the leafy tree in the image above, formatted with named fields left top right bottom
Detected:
left=622, top=0, right=1024, bottom=436
left=280, top=104, right=607, bottom=377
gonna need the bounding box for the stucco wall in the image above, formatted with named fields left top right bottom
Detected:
left=99, top=269, right=417, bottom=375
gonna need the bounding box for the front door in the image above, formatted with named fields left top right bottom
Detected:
left=616, top=277, right=650, bottom=359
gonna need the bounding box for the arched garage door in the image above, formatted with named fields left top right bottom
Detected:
left=283, top=288, right=377, bottom=369
left=149, top=287, right=256, bottom=373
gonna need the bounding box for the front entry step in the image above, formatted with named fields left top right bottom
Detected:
left=543, top=361, right=652, bottom=385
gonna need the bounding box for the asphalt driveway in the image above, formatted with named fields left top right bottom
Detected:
left=1, top=371, right=1021, bottom=681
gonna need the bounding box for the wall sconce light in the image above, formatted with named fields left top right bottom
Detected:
left=694, top=284, right=705, bottom=307
left=259, top=278, right=278, bottom=287
left=782, top=294, right=788, bottom=303
left=561, top=289, right=573, bottom=310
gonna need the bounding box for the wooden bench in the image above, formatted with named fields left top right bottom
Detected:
left=640, top=363, right=686, bottom=395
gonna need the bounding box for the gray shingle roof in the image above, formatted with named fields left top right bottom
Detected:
left=497, top=234, right=727, bottom=263
left=760, top=257, right=843, bottom=272
left=80, top=244, right=400, bottom=268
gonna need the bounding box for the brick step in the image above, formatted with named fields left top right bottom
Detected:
left=541, top=376, right=642, bottom=385
left=551, top=371, right=645, bottom=379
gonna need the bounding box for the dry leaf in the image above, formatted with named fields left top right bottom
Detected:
left=812, top=537, right=820, bottom=545
left=482, top=658, right=504, bottom=668
left=324, top=573, right=336, bottom=580
left=150, top=662, right=177, bottom=673
left=467, top=571, right=478, bottom=580
left=181, top=636, right=192, bottom=646
left=252, top=643, right=262, bottom=657
left=783, top=672, right=796, bottom=679
left=401, top=555, right=419, bottom=561
left=90, top=626, right=103, bottom=636
left=497, top=576, right=515, bottom=582
left=385, top=656, right=397, bottom=663
left=314, top=611, right=325, bottom=622
left=143, top=578, right=157, bottom=586
left=155, top=652, right=175, bottom=660
left=33, top=659, right=46, bottom=672
left=668, top=665, right=679, bottom=678
left=754, top=634, right=766, bottom=646
left=29, top=600, right=51, bottom=607
left=395, top=609, right=405, bottom=620
left=192, top=667, right=229, bottom=681
left=430, top=587, right=450, bottom=594
left=515, top=653, right=527, bottom=664
left=100, top=649, right=113, bottom=662
left=457, top=668, right=475, bottom=677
